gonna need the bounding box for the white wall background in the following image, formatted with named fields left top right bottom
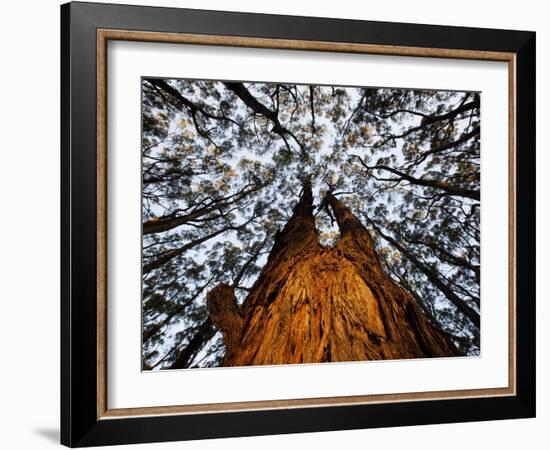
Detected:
left=0, top=1, right=545, bottom=449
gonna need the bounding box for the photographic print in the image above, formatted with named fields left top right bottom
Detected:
left=141, top=78, right=480, bottom=371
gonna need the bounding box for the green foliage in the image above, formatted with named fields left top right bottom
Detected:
left=142, top=78, right=481, bottom=369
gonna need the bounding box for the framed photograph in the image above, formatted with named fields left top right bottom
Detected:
left=61, top=1, right=536, bottom=447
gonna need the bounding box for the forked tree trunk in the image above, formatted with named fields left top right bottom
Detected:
left=207, top=182, right=456, bottom=366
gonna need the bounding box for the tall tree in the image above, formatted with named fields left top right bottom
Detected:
left=207, top=182, right=456, bottom=365
left=141, top=79, right=480, bottom=369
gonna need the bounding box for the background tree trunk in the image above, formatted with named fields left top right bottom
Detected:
left=207, top=182, right=457, bottom=366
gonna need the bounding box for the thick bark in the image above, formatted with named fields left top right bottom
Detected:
left=206, top=284, right=244, bottom=362
left=207, top=184, right=456, bottom=366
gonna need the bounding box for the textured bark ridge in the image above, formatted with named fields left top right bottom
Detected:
left=207, top=182, right=456, bottom=366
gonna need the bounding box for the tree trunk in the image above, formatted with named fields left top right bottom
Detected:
left=207, top=182, right=456, bottom=366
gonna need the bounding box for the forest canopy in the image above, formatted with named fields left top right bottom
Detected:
left=142, top=78, right=480, bottom=370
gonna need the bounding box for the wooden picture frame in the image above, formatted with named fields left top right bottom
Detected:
left=61, top=1, right=536, bottom=446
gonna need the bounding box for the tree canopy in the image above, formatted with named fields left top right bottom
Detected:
left=141, top=78, right=480, bottom=370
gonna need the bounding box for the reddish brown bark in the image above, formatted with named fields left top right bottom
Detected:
left=207, top=182, right=456, bottom=366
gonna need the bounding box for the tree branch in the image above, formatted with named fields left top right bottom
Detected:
left=371, top=221, right=480, bottom=328
left=224, top=82, right=307, bottom=155
left=353, top=159, right=480, bottom=200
